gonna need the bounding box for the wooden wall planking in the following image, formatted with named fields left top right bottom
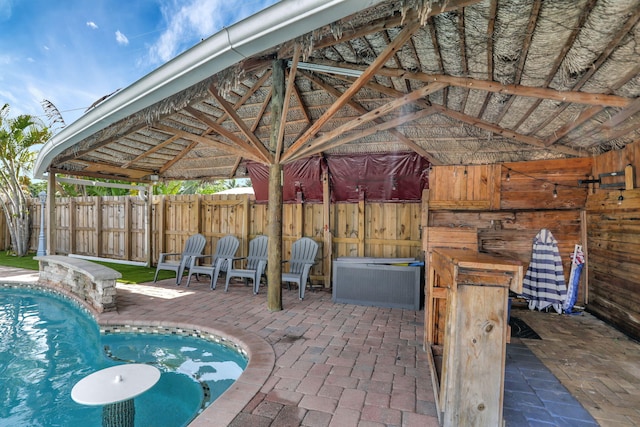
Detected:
left=501, top=158, right=592, bottom=210
left=587, top=143, right=640, bottom=339
left=426, top=161, right=587, bottom=305
left=592, top=142, right=640, bottom=190
left=585, top=189, right=640, bottom=339
left=428, top=164, right=500, bottom=210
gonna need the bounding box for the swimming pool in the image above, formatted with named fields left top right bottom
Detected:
left=0, top=285, right=247, bottom=427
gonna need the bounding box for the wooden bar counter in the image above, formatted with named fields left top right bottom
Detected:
left=424, top=248, right=523, bottom=427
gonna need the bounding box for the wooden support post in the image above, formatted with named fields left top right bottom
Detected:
left=267, top=58, right=286, bottom=311
left=46, top=172, right=56, bottom=255
left=580, top=209, right=589, bottom=305
left=358, top=188, right=365, bottom=257
left=69, top=198, right=76, bottom=255
left=146, top=187, right=153, bottom=267
left=323, top=171, right=332, bottom=288
left=267, top=164, right=283, bottom=311
left=195, top=194, right=202, bottom=235
left=95, top=197, right=102, bottom=258
left=157, top=196, right=165, bottom=265
left=242, top=196, right=250, bottom=258
left=124, top=196, right=131, bottom=261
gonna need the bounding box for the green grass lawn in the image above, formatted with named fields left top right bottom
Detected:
left=0, top=252, right=176, bottom=284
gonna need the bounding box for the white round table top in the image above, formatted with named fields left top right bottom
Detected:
left=71, top=364, right=161, bottom=406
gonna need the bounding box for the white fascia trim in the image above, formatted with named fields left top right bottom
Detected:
left=34, top=0, right=385, bottom=179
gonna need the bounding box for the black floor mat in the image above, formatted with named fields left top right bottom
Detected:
left=510, top=316, right=541, bottom=339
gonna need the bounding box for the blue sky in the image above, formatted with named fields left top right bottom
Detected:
left=0, top=0, right=278, bottom=126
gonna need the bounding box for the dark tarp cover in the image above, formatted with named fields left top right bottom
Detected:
left=246, top=152, right=429, bottom=203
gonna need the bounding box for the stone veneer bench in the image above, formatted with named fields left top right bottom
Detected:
left=35, top=255, right=121, bottom=313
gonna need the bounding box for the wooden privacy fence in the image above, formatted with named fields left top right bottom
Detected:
left=12, top=193, right=424, bottom=286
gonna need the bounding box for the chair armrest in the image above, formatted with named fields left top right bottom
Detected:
left=227, top=256, right=246, bottom=268
left=158, top=252, right=181, bottom=262
left=187, top=254, right=212, bottom=268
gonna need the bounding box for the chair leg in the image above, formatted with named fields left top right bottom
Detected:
left=153, top=269, right=159, bottom=283
left=177, top=264, right=185, bottom=286
left=211, top=261, right=224, bottom=290
left=185, top=272, right=193, bottom=287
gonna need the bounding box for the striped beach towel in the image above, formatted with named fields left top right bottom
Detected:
left=521, top=229, right=567, bottom=313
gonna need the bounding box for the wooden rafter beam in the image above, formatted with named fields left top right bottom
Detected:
left=121, top=134, right=181, bottom=169
left=290, top=82, right=446, bottom=161
left=152, top=123, right=264, bottom=162
left=182, top=106, right=268, bottom=162
left=306, top=59, right=632, bottom=107
left=513, top=0, right=599, bottom=130
left=55, top=122, right=148, bottom=164
left=251, top=88, right=272, bottom=133
left=427, top=17, right=447, bottom=107
left=281, top=21, right=423, bottom=162
left=159, top=140, right=199, bottom=173
left=196, top=133, right=266, bottom=160
left=295, top=70, right=441, bottom=164
left=477, top=0, right=497, bottom=119
left=493, top=0, right=542, bottom=124
left=320, top=73, right=443, bottom=164
left=379, top=30, right=402, bottom=88
left=50, top=167, right=149, bottom=182
left=545, top=64, right=640, bottom=145
left=458, top=9, right=470, bottom=113
left=431, top=104, right=582, bottom=156
left=543, top=105, right=603, bottom=146
left=213, top=70, right=272, bottom=126
left=292, top=80, right=311, bottom=124
left=289, top=108, right=437, bottom=161
left=527, top=3, right=639, bottom=134
left=230, top=156, right=243, bottom=178
left=207, top=91, right=273, bottom=163
left=602, top=97, right=640, bottom=130
left=515, top=0, right=541, bottom=84
left=174, top=159, right=237, bottom=173
left=376, top=70, right=631, bottom=107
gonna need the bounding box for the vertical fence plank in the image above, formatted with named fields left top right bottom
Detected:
left=2, top=193, right=427, bottom=289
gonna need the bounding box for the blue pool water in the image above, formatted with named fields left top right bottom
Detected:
left=0, top=286, right=247, bottom=427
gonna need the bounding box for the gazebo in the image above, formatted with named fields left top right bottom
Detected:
left=34, top=0, right=640, bottom=313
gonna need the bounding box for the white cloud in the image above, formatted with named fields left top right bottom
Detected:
left=146, top=0, right=278, bottom=64
left=0, top=54, right=12, bottom=65
left=0, top=0, right=14, bottom=22
left=115, top=30, right=129, bottom=45
left=86, top=21, right=98, bottom=30
left=148, top=0, right=282, bottom=64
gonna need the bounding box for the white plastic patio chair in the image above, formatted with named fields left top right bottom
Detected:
left=153, top=233, right=206, bottom=285
left=185, top=235, right=239, bottom=289
left=224, top=235, right=268, bottom=294
left=282, top=237, right=319, bottom=300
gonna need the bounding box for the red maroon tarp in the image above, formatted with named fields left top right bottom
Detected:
left=246, top=152, right=429, bottom=203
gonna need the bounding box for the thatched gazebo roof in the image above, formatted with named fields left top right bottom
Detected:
left=34, top=0, right=640, bottom=183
